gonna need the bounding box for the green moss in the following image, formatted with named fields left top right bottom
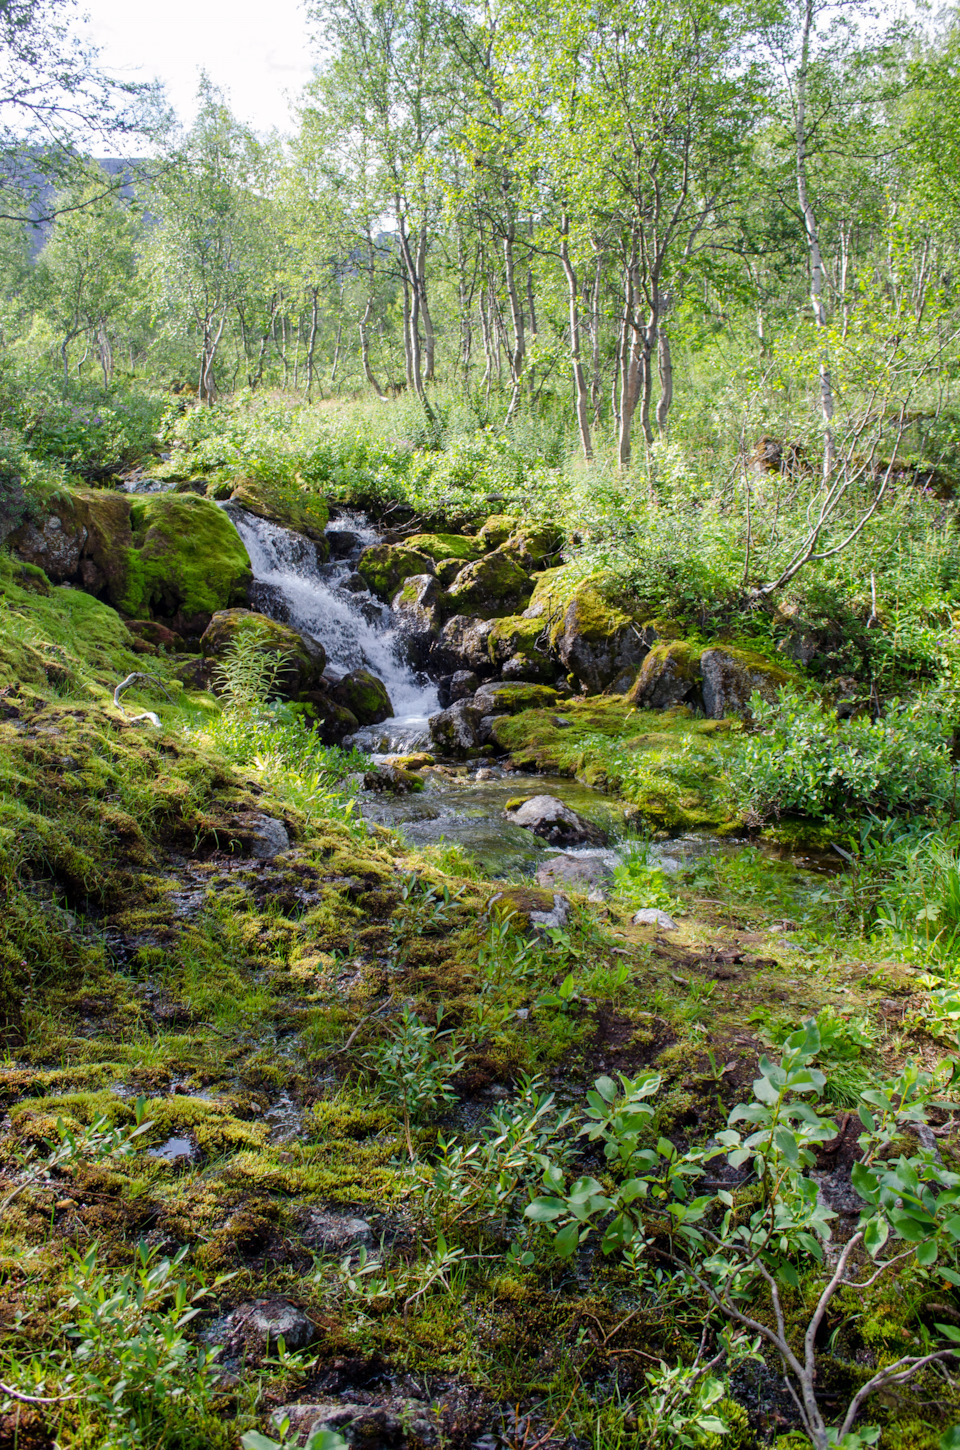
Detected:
left=477, top=681, right=558, bottom=713
left=444, top=549, right=533, bottom=620
left=357, top=542, right=435, bottom=600
left=527, top=569, right=638, bottom=647
left=486, top=614, right=545, bottom=663
left=477, top=514, right=518, bottom=549
left=121, top=494, right=251, bottom=626
left=230, top=477, right=330, bottom=547
left=404, top=532, right=484, bottom=563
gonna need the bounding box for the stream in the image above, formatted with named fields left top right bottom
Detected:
left=214, top=503, right=758, bottom=881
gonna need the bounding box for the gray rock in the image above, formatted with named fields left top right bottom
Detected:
left=508, top=794, right=605, bottom=847
left=536, top=854, right=611, bottom=891
left=449, top=669, right=480, bottom=702
left=430, top=615, right=497, bottom=676
left=391, top=573, right=442, bottom=658
left=429, top=699, right=483, bottom=755
left=529, top=892, right=571, bottom=931
left=272, top=1396, right=438, bottom=1446
left=226, top=1298, right=316, bottom=1359
left=247, top=815, right=290, bottom=859
left=301, top=1209, right=373, bottom=1253
left=632, top=908, right=678, bottom=930
left=699, top=647, right=785, bottom=720
left=340, top=570, right=368, bottom=592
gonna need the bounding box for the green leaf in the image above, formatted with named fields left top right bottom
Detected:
left=936, top=1323, right=960, bottom=1344
left=554, top=1222, right=580, bottom=1258
left=939, top=1426, right=960, bottom=1449
left=916, top=1239, right=938, bottom=1267
left=863, top=1217, right=889, bottom=1257
left=241, top=1435, right=282, bottom=1450
left=777, top=1261, right=800, bottom=1289
left=306, top=1432, right=350, bottom=1450
left=525, top=1197, right=566, bottom=1223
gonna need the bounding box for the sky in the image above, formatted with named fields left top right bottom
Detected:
left=80, top=0, right=317, bottom=136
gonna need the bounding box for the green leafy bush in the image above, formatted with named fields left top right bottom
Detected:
left=727, top=688, right=953, bottom=822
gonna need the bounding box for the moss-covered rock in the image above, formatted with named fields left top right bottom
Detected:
left=430, top=615, right=497, bottom=676
left=626, top=641, right=704, bottom=711
left=201, top=609, right=325, bottom=698
left=296, top=690, right=360, bottom=744
left=357, top=543, right=436, bottom=601
left=524, top=569, right=649, bottom=693
left=9, top=487, right=134, bottom=602
left=331, top=668, right=392, bottom=725
left=391, top=574, right=442, bottom=662
left=478, top=514, right=519, bottom=550
left=230, top=478, right=330, bottom=548
left=501, top=521, right=563, bottom=568
left=699, top=647, right=788, bottom=718
left=474, top=682, right=559, bottom=715
left=443, top=549, right=533, bottom=621
left=403, top=532, right=484, bottom=563
left=486, top=614, right=559, bottom=683
left=122, top=494, right=252, bottom=636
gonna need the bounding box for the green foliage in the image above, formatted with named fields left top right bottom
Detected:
left=1, top=377, right=167, bottom=480
left=211, top=622, right=285, bottom=714
left=364, top=1005, right=466, bottom=1158
left=727, top=688, right=954, bottom=822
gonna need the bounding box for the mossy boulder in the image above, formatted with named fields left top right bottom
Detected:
left=201, top=609, right=325, bottom=699
left=122, top=494, right=252, bottom=636
left=487, top=614, right=558, bottom=683
left=403, top=532, right=484, bottom=564
left=9, top=487, right=133, bottom=601
left=230, top=477, right=330, bottom=548
left=430, top=615, right=497, bottom=676
left=391, top=574, right=442, bottom=663
left=626, top=641, right=704, bottom=711
left=296, top=690, right=360, bottom=745
left=330, top=668, right=393, bottom=725
left=478, top=514, right=519, bottom=549
left=502, top=521, right=563, bottom=568
left=525, top=569, right=650, bottom=693
left=357, top=543, right=435, bottom=602
left=699, top=647, right=787, bottom=718
left=488, top=885, right=570, bottom=932
left=474, top=682, right=559, bottom=715
left=443, top=549, right=533, bottom=621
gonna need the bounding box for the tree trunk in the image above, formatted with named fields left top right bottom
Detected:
left=656, top=326, right=673, bottom=435
left=359, top=299, right=388, bottom=400
left=417, top=229, right=435, bottom=381
left=306, top=288, right=320, bottom=400
left=560, top=224, right=593, bottom=461
left=503, top=224, right=525, bottom=384
left=796, top=0, right=835, bottom=481
left=97, top=320, right=113, bottom=388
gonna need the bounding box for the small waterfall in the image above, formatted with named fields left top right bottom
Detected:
left=224, top=505, right=439, bottom=751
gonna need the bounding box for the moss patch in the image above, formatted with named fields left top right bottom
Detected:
left=403, top=532, right=484, bottom=563
left=121, top=493, right=251, bottom=630
left=230, top=477, right=330, bottom=547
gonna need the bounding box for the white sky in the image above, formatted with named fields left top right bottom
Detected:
left=80, top=0, right=317, bottom=137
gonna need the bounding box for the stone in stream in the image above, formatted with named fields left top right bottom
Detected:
left=429, top=698, right=483, bottom=755
left=443, top=548, right=533, bottom=620
left=506, top=794, right=605, bottom=846
left=473, top=681, right=558, bottom=715
left=523, top=572, right=651, bottom=693
left=449, top=669, right=480, bottom=702
left=430, top=614, right=498, bottom=676
left=391, top=573, right=442, bottom=661
left=356, top=541, right=436, bottom=601
left=536, top=854, right=612, bottom=892
left=330, top=667, right=393, bottom=725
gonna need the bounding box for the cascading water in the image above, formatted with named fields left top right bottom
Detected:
left=223, top=504, right=439, bottom=751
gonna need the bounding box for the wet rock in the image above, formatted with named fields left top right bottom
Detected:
left=536, top=855, right=612, bottom=892
left=331, top=668, right=393, bottom=725
left=363, top=763, right=423, bottom=794
left=430, top=615, right=497, bottom=677
left=443, top=549, right=533, bottom=620
left=391, top=574, right=442, bottom=659
left=225, top=1298, right=317, bottom=1361
left=326, top=528, right=361, bottom=558
left=301, top=1209, right=374, bottom=1253
left=506, top=794, right=604, bottom=846
left=633, top=908, right=678, bottom=930
left=699, top=647, right=786, bottom=719
left=340, top=571, right=368, bottom=593
left=357, top=542, right=435, bottom=601
left=449, top=670, right=480, bottom=702
left=476, top=714, right=505, bottom=746
left=246, top=815, right=290, bottom=859
left=298, top=689, right=360, bottom=745
left=384, top=751, right=434, bottom=771
left=201, top=608, right=326, bottom=698
left=429, top=699, right=483, bottom=756
left=435, top=558, right=465, bottom=586
left=626, top=641, right=703, bottom=711
left=473, top=681, right=558, bottom=715
left=229, top=478, right=329, bottom=548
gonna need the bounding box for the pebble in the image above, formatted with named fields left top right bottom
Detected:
left=633, top=908, right=679, bottom=930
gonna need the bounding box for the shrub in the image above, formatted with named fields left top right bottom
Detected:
left=726, top=688, right=953, bottom=822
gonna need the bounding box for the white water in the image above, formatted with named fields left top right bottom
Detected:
left=224, top=505, right=439, bottom=748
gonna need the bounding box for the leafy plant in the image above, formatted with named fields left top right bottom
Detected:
left=365, top=1005, right=465, bottom=1159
